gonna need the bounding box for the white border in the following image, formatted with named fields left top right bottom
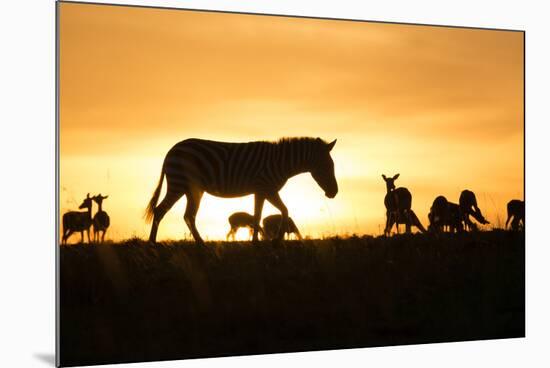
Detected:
left=1, top=0, right=549, bottom=367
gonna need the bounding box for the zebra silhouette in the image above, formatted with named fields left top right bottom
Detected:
left=145, top=137, right=338, bottom=245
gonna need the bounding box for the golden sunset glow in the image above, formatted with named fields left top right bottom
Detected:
left=59, top=2, right=523, bottom=242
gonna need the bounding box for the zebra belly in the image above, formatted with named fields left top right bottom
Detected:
left=206, top=189, right=255, bottom=198
left=204, top=182, right=259, bottom=198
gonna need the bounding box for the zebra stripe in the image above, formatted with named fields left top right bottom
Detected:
left=163, top=138, right=312, bottom=195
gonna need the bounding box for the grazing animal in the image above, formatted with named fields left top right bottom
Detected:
left=428, top=195, right=463, bottom=233
left=459, top=190, right=489, bottom=231
left=145, top=137, right=338, bottom=245
left=445, top=202, right=464, bottom=233
left=262, top=214, right=303, bottom=240
left=382, top=174, right=413, bottom=235
left=386, top=209, right=427, bottom=234
left=61, top=194, right=94, bottom=244
left=428, top=196, right=448, bottom=233
left=226, top=212, right=263, bottom=241
left=92, top=194, right=110, bottom=243
left=506, top=199, right=524, bottom=231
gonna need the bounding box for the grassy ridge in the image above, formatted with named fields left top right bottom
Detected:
left=59, top=231, right=524, bottom=366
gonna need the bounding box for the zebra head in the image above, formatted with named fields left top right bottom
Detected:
left=310, top=138, right=338, bottom=198
left=79, top=193, right=93, bottom=210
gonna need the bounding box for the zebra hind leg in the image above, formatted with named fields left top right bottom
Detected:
left=183, top=190, right=204, bottom=245
left=148, top=191, right=183, bottom=244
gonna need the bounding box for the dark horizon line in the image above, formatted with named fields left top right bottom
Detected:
left=57, top=0, right=525, bottom=34
left=59, top=227, right=514, bottom=243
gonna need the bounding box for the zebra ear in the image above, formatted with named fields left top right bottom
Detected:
left=87, top=193, right=90, bottom=198
left=393, top=173, right=400, bottom=180
left=327, top=139, right=337, bottom=151
left=382, top=174, right=387, bottom=180
left=103, top=195, right=109, bottom=199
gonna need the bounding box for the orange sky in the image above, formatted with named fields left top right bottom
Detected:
left=59, top=2, right=523, bottom=242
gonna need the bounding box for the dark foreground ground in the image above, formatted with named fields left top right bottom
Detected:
left=59, top=231, right=524, bottom=366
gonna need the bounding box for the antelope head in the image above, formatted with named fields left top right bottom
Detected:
left=382, top=173, right=400, bottom=193
left=92, top=193, right=109, bottom=206
left=79, top=193, right=93, bottom=211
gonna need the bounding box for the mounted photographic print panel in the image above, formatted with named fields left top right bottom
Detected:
left=56, top=1, right=524, bottom=366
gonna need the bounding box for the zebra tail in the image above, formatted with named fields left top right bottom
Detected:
left=144, top=164, right=165, bottom=223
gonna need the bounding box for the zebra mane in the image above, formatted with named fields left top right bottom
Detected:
left=274, top=137, right=324, bottom=145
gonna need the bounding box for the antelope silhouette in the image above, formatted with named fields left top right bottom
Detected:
left=506, top=199, right=524, bottom=231
left=382, top=174, right=412, bottom=236
left=226, top=212, right=264, bottom=241
left=262, top=214, right=302, bottom=241
left=61, top=194, right=94, bottom=244
left=92, top=194, right=110, bottom=243
left=428, top=195, right=463, bottom=233
left=459, top=190, right=489, bottom=231
left=428, top=196, right=448, bottom=232
left=386, top=209, right=427, bottom=233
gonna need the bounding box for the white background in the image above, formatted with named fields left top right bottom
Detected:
left=0, top=0, right=548, bottom=367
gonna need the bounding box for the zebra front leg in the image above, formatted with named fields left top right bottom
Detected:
left=266, top=192, right=288, bottom=242
left=252, top=194, right=265, bottom=243
left=183, top=190, right=204, bottom=245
